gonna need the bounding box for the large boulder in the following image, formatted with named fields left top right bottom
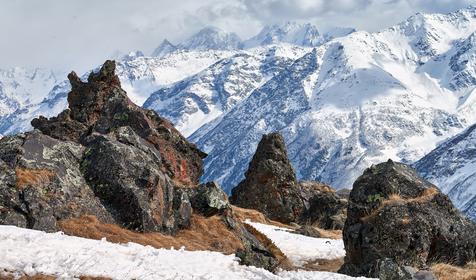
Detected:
left=230, top=133, right=303, bottom=223
left=339, top=160, right=476, bottom=278
left=230, top=132, right=347, bottom=229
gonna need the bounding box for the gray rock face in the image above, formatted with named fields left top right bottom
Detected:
left=340, top=160, right=476, bottom=278
left=190, top=181, right=229, bottom=217
left=230, top=132, right=347, bottom=228
left=0, top=130, right=113, bottom=232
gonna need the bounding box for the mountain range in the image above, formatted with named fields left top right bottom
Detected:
left=1, top=9, right=476, bottom=221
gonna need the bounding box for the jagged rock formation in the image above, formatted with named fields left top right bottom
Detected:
left=0, top=61, right=281, bottom=271
left=230, top=132, right=347, bottom=229
left=339, top=160, right=476, bottom=278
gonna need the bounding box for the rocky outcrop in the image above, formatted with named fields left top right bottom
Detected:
left=339, top=160, right=476, bottom=278
left=230, top=132, right=347, bottom=229
left=0, top=60, right=282, bottom=271
left=31, top=60, right=206, bottom=186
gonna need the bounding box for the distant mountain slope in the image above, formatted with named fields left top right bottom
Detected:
left=190, top=6, right=476, bottom=194
left=144, top=44, right=310, bottom=136
left=414, top=123, right=476, bottom=221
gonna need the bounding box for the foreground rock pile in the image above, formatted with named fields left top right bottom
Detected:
left=339, top=160, right=476, bottom=278
left=0, top=61, right=281, bottom=271
left=230, top=132, right=347, bottom=230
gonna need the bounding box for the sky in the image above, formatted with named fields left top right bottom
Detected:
left=1, top=0, right=475, bottom=73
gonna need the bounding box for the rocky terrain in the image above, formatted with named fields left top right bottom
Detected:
left=0, top=60, right=284, bottom=271
left=231, top=132, right=347, bottom=230
left=339, top=160, right=476, bottom=278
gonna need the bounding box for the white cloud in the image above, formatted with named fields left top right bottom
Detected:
left=0, top=0, right=475, bottom=73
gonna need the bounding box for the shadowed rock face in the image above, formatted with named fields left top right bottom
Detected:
left=339, top=160, right=476, bottom=278
left=230, top=132, right=347, bottom=229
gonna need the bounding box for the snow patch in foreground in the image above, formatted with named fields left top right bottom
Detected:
left=0, top=225, right=375, bottom=280
left=246, top=221, right=346, bottom=266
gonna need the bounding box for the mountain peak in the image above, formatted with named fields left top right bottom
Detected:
left=178, top=26, right=242, bottom=51
left=243, top=22, right=321, bottom=48
left=151, top=39, right=177, bottom=58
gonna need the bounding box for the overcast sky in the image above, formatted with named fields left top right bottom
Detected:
left=1, top=0, right=475, bottom=73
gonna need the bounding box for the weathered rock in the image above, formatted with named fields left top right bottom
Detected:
left=223, top=208, right=279, bottom=271
left=230, top=133, right=305, bottom=223
left=230, top=132, right=347, bottom=228
left=190, top=182, right=229, bottom=217
left=339, top=160, right=476, bottom=278
left=299, top=181, right=348, bottom=230
left=81, top=127, right=192, bottom=233
left=32, top=60, right=206, bottom=186
left=0, top=131, right=114, bottom=232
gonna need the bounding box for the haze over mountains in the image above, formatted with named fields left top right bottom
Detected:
left=1, top=7, right=476, bottom=221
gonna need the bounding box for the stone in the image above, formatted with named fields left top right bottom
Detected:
left=190, top=181, right=229, bottom=217
left=339, top=160, right=476, bottom=278
left=230, top=132, right=347, bottom=229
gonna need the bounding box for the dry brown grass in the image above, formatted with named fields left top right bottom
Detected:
left=15, top=167, right=55, bottom=189
left=243, top=223, right=293, bottom=270
left=231, top=206, right=294, bottom=228
left=232, top=206, right=342, bottom=239
left=431, top=262, right=476, bottom=280
left=302, top=258, right=344, bottom=272
left=314, top=228, right=343, bottom=240
left=59, top=214, right=243, bottom=254
left=361, top=188, right=440, bottom=223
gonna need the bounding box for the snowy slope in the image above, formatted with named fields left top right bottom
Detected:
left=0, top=225, right=374, bottom=280
left=414, top=123, right=476, bottom=221
left=144, top=44, right=310, bottom=136
left=246, top=221, right=344, bottom=267
left=191, top=6, right=476, bottom=194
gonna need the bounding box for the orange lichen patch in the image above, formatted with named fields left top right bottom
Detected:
left=302, top=258, right=345, bottom=272
left=58, top=214, right=243, bottom=254
left=15, top=167, right=55, bottom=189
left=431, top=262, right=476, bottom=280
left=243, top=223, right=293, bottom=270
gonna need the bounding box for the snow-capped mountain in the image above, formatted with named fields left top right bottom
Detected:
left=151, top=22, right=354, bottom=59
left=243, top=22, right=323, bottom=48
left=151, top=27, right=242, bottom=58
left=414, top=123, right=476, bottom=221
left=0, top=67, right=60, bottom=118
left=151, top=39, right=178, bottom=58
left=188, top=6, right=476, bottom=195
left=144, top=44, right=310, bottom=136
